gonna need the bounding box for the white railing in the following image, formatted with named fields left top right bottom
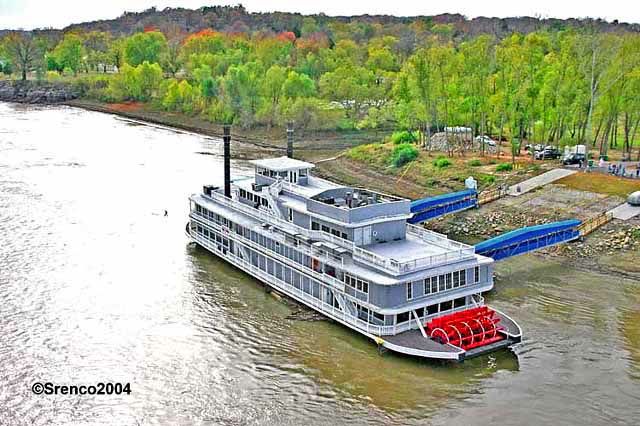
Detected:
left=406, top=224, right=475, bottom=252
left=190, top=212, right=347, bottom=292
left=200, top=191, right=355, bottom=250
left=190, top=229, right=402, bottom=335
left=196, top=191, right=474, bottom=276
left=190, top=225, right=483, bottom=337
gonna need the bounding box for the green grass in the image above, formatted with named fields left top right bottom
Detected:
left=495, top=162, right=513, bottom=172
left=433, top=156, right=452, bottom=168
left=555, top=172, right=640, bottom=198
left=390, top=143, right=419, bottom=167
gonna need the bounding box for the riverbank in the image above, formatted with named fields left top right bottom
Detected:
left=6, top=97, right=639, bottom=277
left=65, top=99, right=383, bottom=161
left=0, top=80, right=78, bottom=103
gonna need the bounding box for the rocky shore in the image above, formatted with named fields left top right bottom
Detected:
left=0, top=80, right=78, bottom=104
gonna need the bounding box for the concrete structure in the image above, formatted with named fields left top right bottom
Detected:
left=507, top=168, right=576, bottom=196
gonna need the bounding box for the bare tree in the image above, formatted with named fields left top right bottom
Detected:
left=3, top=32, right=43, bottom=81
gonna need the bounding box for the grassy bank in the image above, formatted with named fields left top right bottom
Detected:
left=342, top=141, right=548, bottom=197
left=555, top=172, right=640, bottom=198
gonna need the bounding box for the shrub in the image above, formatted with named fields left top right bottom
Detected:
left=469, top=159, right=482, bottom=167
left=390, top=143, right=419, bottom=167
left=478, top=174, right=496, bottom=185
left=71, top=74, right=111, bottom=100
left=391, top=130, right=418, bottom=144
left=495, top=162, right=513, bottom=172
left=433, top=155, right=452, bottom=169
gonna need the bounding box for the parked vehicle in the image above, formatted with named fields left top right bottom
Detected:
left=525, top=143, right=545, bottom=152
left=475, top=135, right=496, bottom=146
left=562, top=152, right=587, bottom=165
left=535, top=147, right=561, bottom=160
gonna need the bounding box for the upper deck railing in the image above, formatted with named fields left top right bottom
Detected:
left=197, top=190, right=476, bottom=276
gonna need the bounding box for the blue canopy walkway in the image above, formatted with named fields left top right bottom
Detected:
left=409, top=189, right=478, bottom=224
left=474, top=219, right=581, bottom=261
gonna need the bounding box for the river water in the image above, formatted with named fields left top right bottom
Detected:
left=0, top=102, right=638, bottom=425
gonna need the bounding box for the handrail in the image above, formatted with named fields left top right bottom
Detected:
left=196, top=191, right=474, bottom=275
left=190, top=211, right=347, bottom=291
left=190, top=225, right=483, bottom=337
left=577, top=211, right=613, bottom=236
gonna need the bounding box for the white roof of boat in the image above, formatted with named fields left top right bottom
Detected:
left=250, top=156, right=315, bottom=172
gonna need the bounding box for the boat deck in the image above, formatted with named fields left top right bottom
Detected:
left=384, top=329, right=461, bottom=353
left=379, top=308, right=522, bottom=361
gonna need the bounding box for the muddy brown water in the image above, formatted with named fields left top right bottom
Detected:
left=1, top=103, right=639, bottom=425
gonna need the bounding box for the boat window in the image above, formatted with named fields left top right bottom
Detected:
left=261, top=198, right=268, bottom=207
left=288, top=208, right=293, bottom=222
left=341, top=232, right=348, bottom=240
left=460, top=270, right=467, bottom=286
left=406, top=283, right=413, bottom=300
left=440, top=300, right=453, bottom=312
left=396, top=312, right=410, bottom=324
left=453, top=297, right=466, bottom=308
left=453, top=271, right=460, bottom=288
left=311, top=221, right=320, bottom=230
left=426, top=304, right=438, bottom=315
left=344, top=273, right=369, bottom=294
left=474, top=266, right=480, bottom=283
left=299, top=168, right=308, bottom=177
left=438, top=275, right=446, bottom=292
left=373, top=311, right=384, bottom=322
left=321, top=225, right=330, bottom=233
left=415, top=307, right=425, bottom=318
left=445, top=273, right=453, bottom=290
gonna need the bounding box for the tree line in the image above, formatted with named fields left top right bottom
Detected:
left=1, top=20, right=640, bottom=157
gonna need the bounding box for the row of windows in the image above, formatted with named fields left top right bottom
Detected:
left=238, top=188, right=269, bottom=207
left=311, top=220, right=348, bottom=240
left=257, top=168, right=288, bottom=179
left=356, top=302, right=384, bottom=324
left=407, top=266, right=480, bottom=300
left=195, top=205, right=232, bottom=228
left=344, top=273, right=369, bottom=294
left=396, top=297, right=467, bottom=324
left=196, top=224, right=230, bottom=247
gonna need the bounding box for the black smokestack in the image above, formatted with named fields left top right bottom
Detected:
left=286, top=121, right=294, bottom=158
left=223, top=125, right=231, bottom=198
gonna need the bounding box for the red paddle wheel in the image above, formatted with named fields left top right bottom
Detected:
left=425, top=306, right=505, bottom=350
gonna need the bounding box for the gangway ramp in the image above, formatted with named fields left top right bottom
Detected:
left=507, top=169, right=576, bottom=196
left=409, top=189, right=478, bottom=224
left=475, top=219, right=581, bottom=261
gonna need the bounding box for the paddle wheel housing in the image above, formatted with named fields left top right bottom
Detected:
left=425, top=306, right=505, bottom=350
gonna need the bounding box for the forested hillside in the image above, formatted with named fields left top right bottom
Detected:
left=1, top=5, right=640, bottom=157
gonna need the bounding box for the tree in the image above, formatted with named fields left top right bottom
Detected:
left=52, top=33, right=85, bottom=75
left=282, top=70, right=315, bottom=99
left=108, top=61, right=162, bottom=101
left=83, top=31, right=112, bottom=72
left=123, top=31, right=168, bottom=67
left=3, top=32, right=43, bottom=80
